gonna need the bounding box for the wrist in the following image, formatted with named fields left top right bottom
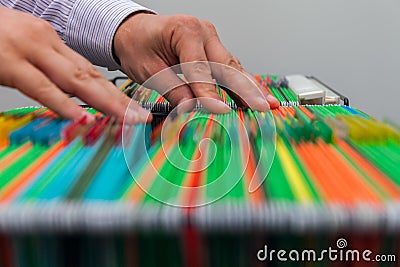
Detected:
left=113, top=12, right=155, bottom=65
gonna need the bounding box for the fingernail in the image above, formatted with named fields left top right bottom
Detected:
left=267, top=94, right=278, bottom=103
left=256, top=96, right=270, bottom=111
left=267, top=94, right=280, bottom=108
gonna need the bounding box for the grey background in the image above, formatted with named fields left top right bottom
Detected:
left=1, top=0, right=399, bottom=124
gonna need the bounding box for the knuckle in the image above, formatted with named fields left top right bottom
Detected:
left=68, top=65, right=106, bottom=94
left=192, top=61, right=211, bottom=75
left=66, top=66, right=94, bottom=94
left=33, top=19, right=53, bottom=33
left=87, top=65, right=103, bottom=78
left=26, top=19, right=57, bottom=43
left=31, top=82, right=56, bottom=101
left=73, top=67, right=90, bottom=81
left=201, top=20, right=217, bottom=33
left=72, top=65, right=100, bottom=82
left=219, top=63, right=239, bottom=81
left=227, top=55, right=242, bottom=69
left=36, top=80, right=55, bottom=93
left=174, top=15, right=201, bottom=32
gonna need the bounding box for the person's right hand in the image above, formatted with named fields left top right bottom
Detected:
left=114, top=13, right=280, bottom=114
left=0, top=6, right=151, bottom=124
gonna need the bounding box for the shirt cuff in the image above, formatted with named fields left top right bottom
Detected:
left=65, top=0, right=155, bottom=70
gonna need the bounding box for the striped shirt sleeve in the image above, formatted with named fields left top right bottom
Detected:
left=0, top=0, right=155, bottom=70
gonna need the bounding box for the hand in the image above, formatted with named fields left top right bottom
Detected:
left=114, top=13, right=280, bottom=113
left=0, top=6, right=151, bottom=124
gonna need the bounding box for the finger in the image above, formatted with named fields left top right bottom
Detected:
left=180, top=57, right=230, bottom=113
left=30, top=48, right=151, bottom=124
left=7, top=62, right=94, bottom=121
left=212, top=58, right=270, bottom=111
left=125, top=58, right=196, bottom=110
left=201, top=21, right=277, bottom=111
left=91, top=74, right=153, bottom=124
left=125, top=99, right=153, bottom=125
left=243, top=70, right=280, bottom=109
left=171, top=17, right=230, bottom=113
left=120, top=57, right=196, bottom=114
left=204, top=40, right=269, bottom=111
left=54, top=43, right=152, bottom=124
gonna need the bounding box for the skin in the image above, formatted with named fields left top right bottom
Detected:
left=0, top=6, right=150, bottom=124
left=114, top=13, right=280, bottom=113
left=0, top=7, right=279, bottom=124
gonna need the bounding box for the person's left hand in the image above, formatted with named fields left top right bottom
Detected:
left=113, top=13, right=279, bottom=113
left=0, top=6, right=151, bottom=124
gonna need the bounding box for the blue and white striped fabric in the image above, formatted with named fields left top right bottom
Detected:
left=0, top=0, right=154, bottom=70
